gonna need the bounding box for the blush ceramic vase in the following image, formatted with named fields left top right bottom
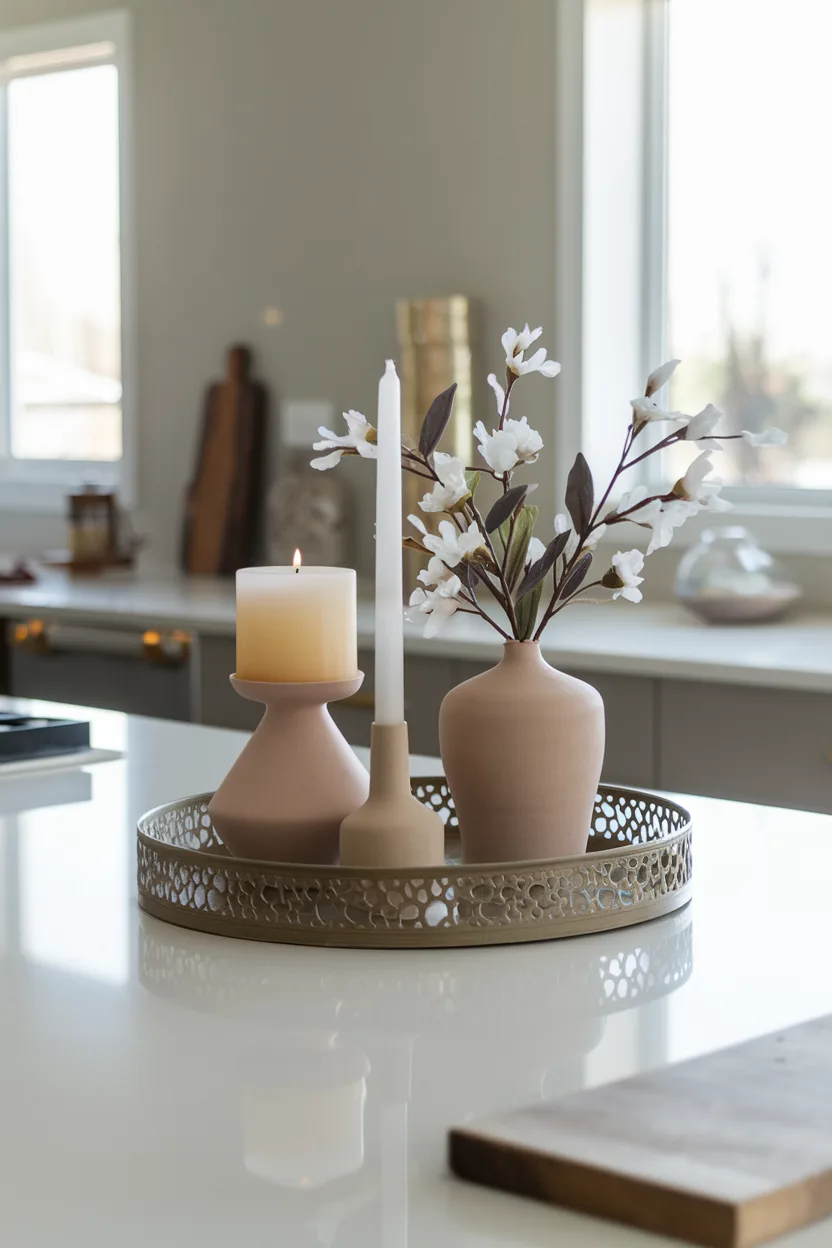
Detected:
left=438, top=641, right=605, bottom=864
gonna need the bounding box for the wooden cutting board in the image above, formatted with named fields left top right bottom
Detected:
left=181, top=344, right=267, bottom=576
left=450, top=1013, right=832, bottom=1248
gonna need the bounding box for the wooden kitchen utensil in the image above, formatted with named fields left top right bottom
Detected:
left=181, top=344, right=267, bottom=576
left=450, top=1012, right=832, bottom=1248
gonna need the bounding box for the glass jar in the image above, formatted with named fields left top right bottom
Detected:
left=675, top=526, right=801, bottom=624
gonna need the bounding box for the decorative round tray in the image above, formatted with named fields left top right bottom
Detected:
left=137, top=781, right=692, bottom=948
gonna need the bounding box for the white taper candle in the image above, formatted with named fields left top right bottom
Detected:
left=374, top=359, right=405, bottom=725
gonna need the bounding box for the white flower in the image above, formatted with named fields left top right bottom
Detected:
left=473, top=416, right=543, bottom=475
left=630, top=396, right=687, bottom=428
left=418, top=557, right=452, bottom=588
left=584, top=523, right=607, bottom=549
left=487, top=373, right=508, bottom=417
left=684, top=403, right=723, bottom=448
left=405, top=577, right=462, bottom=638
left=645, top=359, right=680, bottom=398
left=311, top=410, right=377, bottom=469
left=608, top=549, right=645, bottom=603
left=410, top=517, right=486, bottom=587
left=526, top=536, right=547, bottom=566
left=741, top=427, right=788, bottom=447
left=554, top=513, right=578, bottom=561
left=554, top=513, right=606, bottom=559
left=418, top=453, right=469, bottom=513
left=610, top=485, right=688, bottom=554
left=645, top=499, right=698, bottom=556
left=502, top=323, right=541, bottom=359
left=408, top=516, right=451, bottom=588
left=502, top=324, right=561, bottom=378
left=614, top=484, right=650, bottom=516
left=675, top=451, right=730, bottom=512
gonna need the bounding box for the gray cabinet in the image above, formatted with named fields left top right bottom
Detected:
left=197, top=636, right=259, bottom=730
left=659, top=680, right=832, bottom=814
left=8, top=627, right=191, bottom=721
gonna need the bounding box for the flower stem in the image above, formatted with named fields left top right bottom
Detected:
left=456, top=594, right=512, bottom=640
left=497, top=374, right=515, bottom=432
left=467, top=497, right=520, bottom=637
left=549, top=578, right=605, bottom=617
left=621, top=430, right=682, bottom=472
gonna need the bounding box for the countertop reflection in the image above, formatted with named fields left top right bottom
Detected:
left=1, top=697, right=831, bottom=1247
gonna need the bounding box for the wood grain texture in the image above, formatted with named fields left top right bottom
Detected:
left=450, top=1013, right=832, bottom=1247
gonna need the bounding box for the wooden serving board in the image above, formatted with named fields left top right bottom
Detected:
left=181, top=344, right=266, bottom=576
left=450, top=1013, right=832, bottom=1248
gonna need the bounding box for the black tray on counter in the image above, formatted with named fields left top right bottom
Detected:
left=0, top=712, right=90, bottom=763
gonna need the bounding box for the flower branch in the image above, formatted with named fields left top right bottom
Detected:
left=312, top=328, right=786, bottom=642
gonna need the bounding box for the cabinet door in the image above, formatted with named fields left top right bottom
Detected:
left=659, top=680, right=832, bottom=814
left=331, top=655, right=454, bottom=756
left=197, top=635, right=259, bottom=730
left=10, top=644, right=191, bottom=721
left=451, top=662, right=656, bottom=788
left=572, top=670, right=656, bottom=788
left=328, top=650, right=375, bottom=747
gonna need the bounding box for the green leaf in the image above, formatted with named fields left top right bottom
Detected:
left=465, top=470, right=481, bottom=499
left=504, top=505, right=540, bottom=591
left=516, top=583, right=543, bottom=640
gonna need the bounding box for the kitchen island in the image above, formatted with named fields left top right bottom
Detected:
left=1, top=697, right=831, bottom=1246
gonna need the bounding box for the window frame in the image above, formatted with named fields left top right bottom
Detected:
left=555, top=0, right=832, bottom=557
left=0, top=10, right=135, bottom=513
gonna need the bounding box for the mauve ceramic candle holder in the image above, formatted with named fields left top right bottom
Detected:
left=208, top=674, right=370, bottom=864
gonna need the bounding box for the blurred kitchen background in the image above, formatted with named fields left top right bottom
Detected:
left=0, top=0, right=830, bottom=814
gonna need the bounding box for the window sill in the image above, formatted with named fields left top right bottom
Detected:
left=0, top=461, right=128, bottom=513
left=596, top=501, right=832, bottom=558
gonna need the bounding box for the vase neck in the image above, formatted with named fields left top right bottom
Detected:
left=499, top=640, right=551, bottom=672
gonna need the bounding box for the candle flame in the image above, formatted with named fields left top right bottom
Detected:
left=293, top=548, right=302, bottom=572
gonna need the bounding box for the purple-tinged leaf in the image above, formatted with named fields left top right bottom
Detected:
left=418, top=383, right=457, bottom=458
left=485, top=483, right=529, bottom=534
left=560, top=551, right=593, bottom=600
left=565, top=452, right=594, bottom=536
left=516, top=530, right=571, bottom=601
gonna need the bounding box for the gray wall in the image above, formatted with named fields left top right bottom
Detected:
left=0, top=0, right=558, bottom=573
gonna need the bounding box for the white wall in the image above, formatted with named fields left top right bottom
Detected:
left=0, top=0, right=559, bottom=573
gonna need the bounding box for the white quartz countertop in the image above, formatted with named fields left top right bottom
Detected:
left=1, top=569, right=831, bottom=692
left=1, top=697, right=832, bottom=1246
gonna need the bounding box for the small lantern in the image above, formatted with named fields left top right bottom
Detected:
left=68, top=486, right=118, bottom=565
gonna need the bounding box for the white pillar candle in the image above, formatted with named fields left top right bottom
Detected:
left=236, top=559, right=357, bottom=683
left=374, top=360, right=405, bottom=724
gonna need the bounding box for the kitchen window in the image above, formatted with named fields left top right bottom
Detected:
left=0, top=11, right=133, bottom=510
left=559, top=0, right=832, bottom=552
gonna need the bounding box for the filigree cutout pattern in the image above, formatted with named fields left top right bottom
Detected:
left=137, top=783, right=692, bottom=948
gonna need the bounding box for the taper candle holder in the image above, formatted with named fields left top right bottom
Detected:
left=208, top=674, right=370, bottom=864
left=339, top=722, right=445, bottom=868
